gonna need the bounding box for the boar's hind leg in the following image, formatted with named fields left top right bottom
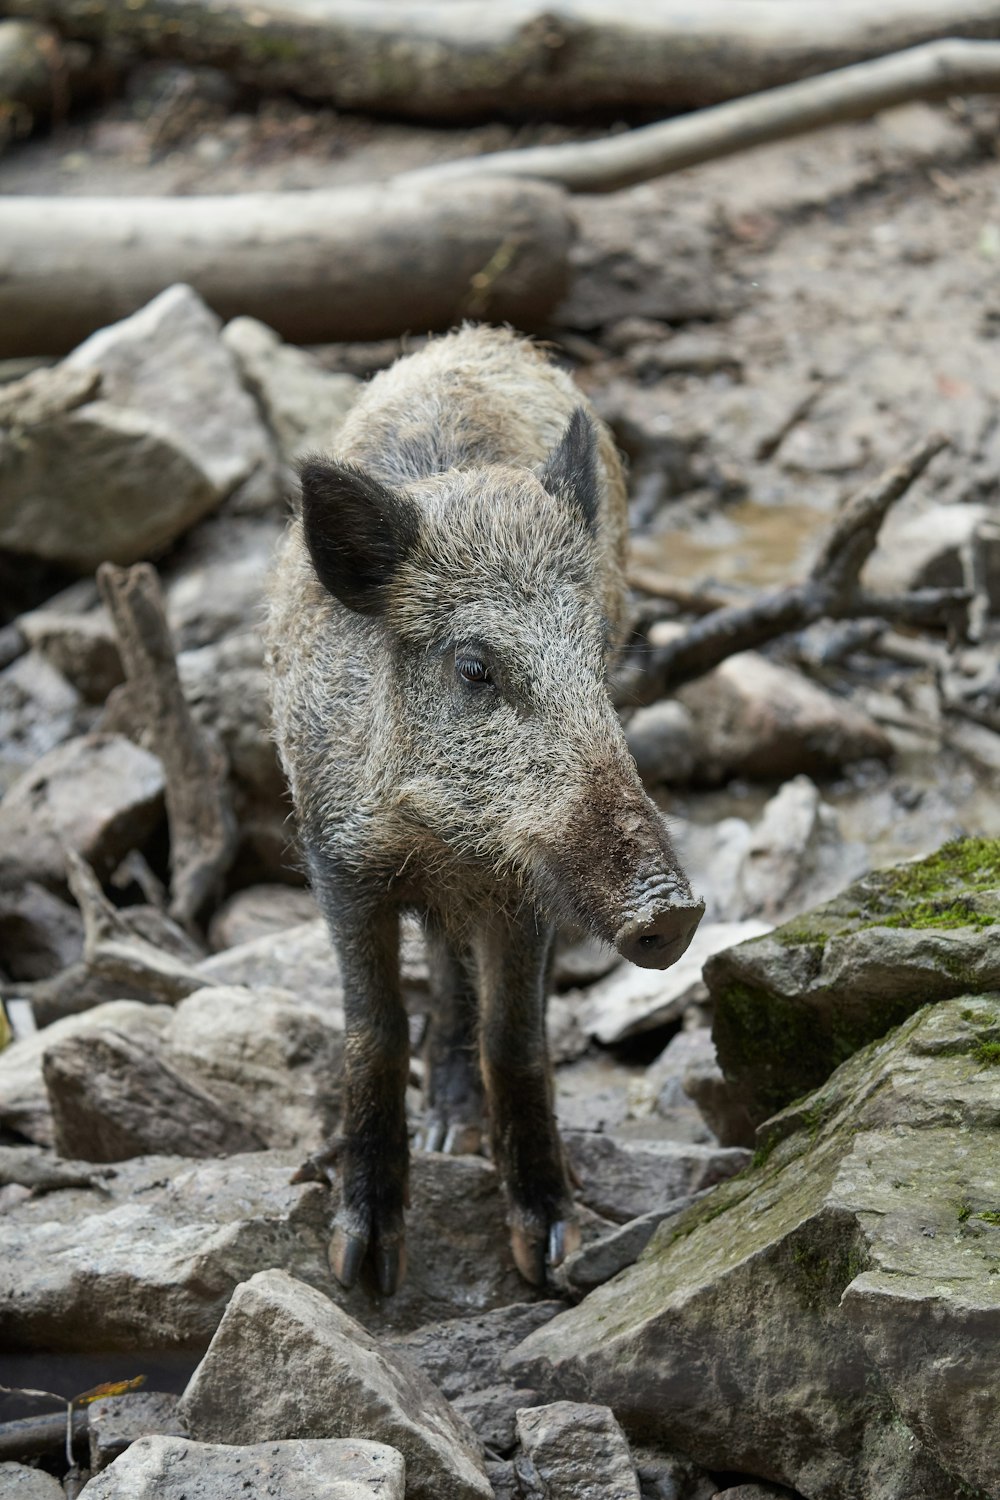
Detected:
left=311, top=859, right=410, bottom=1296
left=415, top=923, right=484, bottom=1155
left=476, top=912, right=579, bottom=1286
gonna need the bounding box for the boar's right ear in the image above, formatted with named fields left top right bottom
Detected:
left=299, top=457, right=420, bottom=615
left=538, top=407, right=600, bottom=533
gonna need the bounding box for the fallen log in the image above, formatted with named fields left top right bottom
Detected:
left=406, top=38, right=1000, bottom=194
left=3, top=0, right=1000, bottom=121
left=0, top=178, right=573, bottom=358
left=614, top=435, right=972, bottom=707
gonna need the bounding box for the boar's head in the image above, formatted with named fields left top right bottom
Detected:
left=300, top=410, right=704, bottom=970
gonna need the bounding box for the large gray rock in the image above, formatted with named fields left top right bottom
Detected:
left=0, top=286, right=277, bottom=571
left=179, top=1269, right=491, bottom=1500
left=515, top=1402, right=640, bottom=1500
left=0, top=650, right=83, bottom=794
left=42, top=1025, right=264, bottom=1162
left=83, top=1435, right=405, bottom=1499
left=165, top=984, right=343, bottom=1151
left=0, top=1000, right=172, bottom=1145
left=64, top=283, right=276, bottom=503
left=0, top=733, right=165, bottom=889
left=17, top=606, right=123, bottom=702
left=177, top=631, right=282, bottom=807
left=506, top=994, right=1000, bottom=1500
left=675, top=652, right=892, bottom=782
left=384, top=1301, right=565, bottom=1401
left=0, top=1148, right=540, bottom=1350
left=731, top=775, right=869, bottom=923
left=708, top=835, right=1000, bottom=1126
left=207, top=883, right=319, bottom=951
left=163, top=513, right=284, bottom=651
left=0, top=1465, right=64, bottom=1499
left=0, top=880, right=83, bottom=981
left=564, top=1132, right=749, bottom=1224
left=223, top=315, right=359, bottom=468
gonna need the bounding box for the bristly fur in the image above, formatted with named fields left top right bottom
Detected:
left=264, top=324, right=700, bottom=1290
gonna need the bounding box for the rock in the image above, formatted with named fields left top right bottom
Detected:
left=863, top=497, right=991, bottom=605
left=82, top=1434, right=405, bottom=1499
left=564, top=1133, right=750, bottom=1224
left=0, top=1000, right=172, bottom=1145
left=165, top=985, right=343, bottom=1150
left=384, top=1301, right=565, bottom=1401
left=177, top=632, right=282, bottom=807
left=454, top=1386, right=545, bottom=1455
left=682, top=1057, right=758, bottom=1150
left=485, top=1458, right=519, bottom=1500
left=179, top=1269, right=491, bottom=1500
left=632, top=1446, right=717, bottom=1500
left=557, top=196, right=730, bottom=330
left=0, top=1465, right=64, bottom=1499
left=576, top=920, right=772, bottom=1044
left=642, top=1027, right=717, bottom=1128
left=207, top=883, right=319, bottom=951
left=708, top=835, right=1000, bottom=1127
left=0, top=733, right=165, bottom=889
left=0, top=1145, right=113, bottom=1196
left=506, top=995, right=1000, bottom=1500
left=731, top=775, right=869, bottom=923
left=676, top=653, right=893, bottom=783
left=88, top=1391, right=185, bottom=1473
left=0, top=881, right=83, bottom=981
left=223, top=316, right=360, bottom=468
left=198, top=917, right=428, bottom=1013
left=163, top=513, right=284, bottom=651
left=675, top=816, right=755, bottom=925
left=711, top=1488, right=793, bottom=1500
left=0, top=651, right=83, bottom=794
left=17, top=607, right=123, bottom=702
left=514, top=1402, right=641, bottom=1500
left=625, top=701, right=699, bottom=786
left=0, top=1149, right=540, bottom=1350
left=551, top=934, right=620, bottom=990
left=561, top=1200, right=702, bottom=1293
left=64, top=283, right=276, bottom=505
left=0, top=365, right=216, bottom=571
left=42, top=1026, right=265, bottom=1162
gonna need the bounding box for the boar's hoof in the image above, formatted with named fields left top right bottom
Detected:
left=415, top=1114, right=484, bottom=1155
left=510, top=1213, right=581, bottom=1286
left=329, top=1222, right=407, bottom=1296
left=614, top=896, right=706, bottom=971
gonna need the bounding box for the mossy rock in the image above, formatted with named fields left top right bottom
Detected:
left=507, top=995, right=1000, bottom=1500
left=706, top=837, right=1000, bottom=1127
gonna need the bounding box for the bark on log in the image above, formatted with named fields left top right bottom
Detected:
left=407, top=39, right=1000, bottom=194
left=0, top=178, right=573, bottom=357
left=3, top=0, right=1000, bottom=120
left=0, top=18, right=101, bottom=146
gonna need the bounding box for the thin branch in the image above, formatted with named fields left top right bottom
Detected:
left=402, top=39, right=1000, bottom=194
left=96, top=562, right=236, bottom=927
left=612, top=434, right=970, bottom=706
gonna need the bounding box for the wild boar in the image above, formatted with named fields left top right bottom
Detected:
left=265, top=325, right=704, bottom=1295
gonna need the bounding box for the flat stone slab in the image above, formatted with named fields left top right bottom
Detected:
left=82, top=1435, right=405, bottom=1499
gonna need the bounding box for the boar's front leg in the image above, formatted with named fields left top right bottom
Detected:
left=475, top=910, right=579, bottom=1285
left=310, top=857, right=410, bottom=1296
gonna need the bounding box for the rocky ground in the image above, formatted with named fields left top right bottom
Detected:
left=1, top=73, right=1000, bottom=1500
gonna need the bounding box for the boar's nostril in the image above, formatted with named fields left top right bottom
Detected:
left=615, top=898, right=705, bottom=971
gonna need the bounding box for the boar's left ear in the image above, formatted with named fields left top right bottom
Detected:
left=538, top=407, right=600, bottom=533
left=299, top=456, right=420, bottom=615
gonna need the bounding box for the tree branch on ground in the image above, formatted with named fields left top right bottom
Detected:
left=96, top=562, right=235, bottom=928
left=4, top=0, right=1000, bottom=122
left=404, top=38, right=1000, bottom=193
left=613, top=434, right=971, bottom=707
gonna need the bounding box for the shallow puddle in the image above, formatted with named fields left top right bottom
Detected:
left=630, top=496, right=831, bottom=592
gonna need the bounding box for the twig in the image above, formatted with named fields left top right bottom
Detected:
left=96, top=563, right=236, bottom=927
left=402, top=39, right=1000, bottom=193
left=612, top=434, right=970, bottom=706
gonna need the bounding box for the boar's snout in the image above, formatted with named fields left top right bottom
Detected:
left=613, top=881, right=705, bottom=970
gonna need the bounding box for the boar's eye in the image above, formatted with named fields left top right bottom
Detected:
left=456, top=654, right=491, bottom=686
